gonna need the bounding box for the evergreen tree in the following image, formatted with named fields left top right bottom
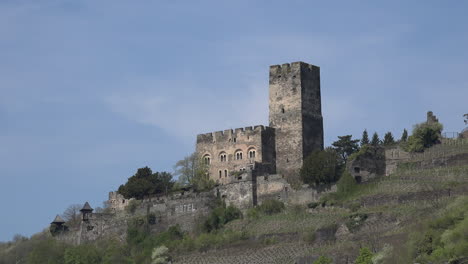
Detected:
left=383, top=132, right=395, bottom=146
left=118, top=167, right=174, bottom=199
left=371, top=132, right=381, bottom=146
left=401, top=129, right=408, bottom=142
left=360, top=129, right=370, bottom=146
left=331, top=135, right=360, bottom=164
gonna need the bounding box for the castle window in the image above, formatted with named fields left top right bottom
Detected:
left=249, top=149, right=256, bottom=159
left=281, top=108, right=285, bottom=113
left=219, top=153, right=227, bottom=162
left=224, top=170, right=228, bottom=177
left=203, top=155, right=211, bottom=165
left=219, top=170, right=222, bottom=178
left=235, top=151, right=243, bottom=160
left=233, top=138, right=237, bottom=143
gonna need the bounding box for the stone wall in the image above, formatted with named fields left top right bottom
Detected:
left=269, top=62, right=323, bottom=179
left=108, top=191, right=133, bottom=212
left=384, top=147, right=411, bottom=176
left=196, top=126, right=276, bottom=184
left=348, top=147, right=386, bottom=182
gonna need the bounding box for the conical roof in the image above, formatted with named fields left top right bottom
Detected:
left=80, top=202, right=93, bottom=212
left=51, top=214, right=65, bottom=224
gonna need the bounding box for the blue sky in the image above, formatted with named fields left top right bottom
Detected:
left=1, top=0, right=467, bottom=241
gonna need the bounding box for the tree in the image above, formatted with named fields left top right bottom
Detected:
left=354, top=247, right=374, bottom=264
left=360, top=130, right=370, bottom=147
left=118, top=167, right=174, bottom=199
left=62, top=204, right=82, bottom=227
left=371, top=132, right=381, bottom=146
left=401, top=129, right=408, bottom=142
left=173, top=153, right=214, bottom=191
left=300, top=149, right=342, bottom=186
left=383, top=132, right=395, bottom=146
left=332, top=135, right=360, bottom=164
left=464, top=113, right=468, bottom=125
left=404, top=121, right=443, bottom=152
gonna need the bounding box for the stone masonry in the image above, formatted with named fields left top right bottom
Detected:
left=196, top=61, right=324, bottom=183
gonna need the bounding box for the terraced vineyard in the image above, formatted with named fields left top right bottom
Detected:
left=173, top=141, right=468, bottom=264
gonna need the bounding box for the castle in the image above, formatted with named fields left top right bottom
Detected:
left=196, top=61, right=324, bottom=184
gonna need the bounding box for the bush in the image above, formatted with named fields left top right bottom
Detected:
left=64, top=244, right=102, bottom=264
left=336, top=171, right=357, bottom=198
left=307, top=202, right=320, bottom=209
left=313, top=256, right=333, bottom=264
left=300, top=149, right=342, bottom=186
left=408, top=197, right=468, bottom=263
left=203, top=205, right=243, bottom=232
left=404, top=122, right=443, bottom=152
left=246, top=207, right=260, bottom=220
left=355, top=247, right=373, bottom=264
left=302, top=230, right=316, bottom=244
left=257, top=199, right=285, bottom=215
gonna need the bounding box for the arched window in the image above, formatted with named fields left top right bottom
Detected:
left=224, top=170, right=228, bottom=177
left=219, top=170, right=222, bottom=178
left=203, top=154, right=211, bottom=165
left=248, top=148, right=256, bottom=159
left=219, top=152, right=227, bottom=162
left=235, top=151, right=243, bottom=160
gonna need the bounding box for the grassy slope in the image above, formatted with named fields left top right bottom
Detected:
left=173, top=142, right=468, bottom=264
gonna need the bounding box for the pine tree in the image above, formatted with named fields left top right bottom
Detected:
left=383, top=132, right=395, bottom=146
left=360, top=129, right=370, bottom=146
left=371, top=132, right=380, bottom=146
left=401, top=129, right=408, bottom=142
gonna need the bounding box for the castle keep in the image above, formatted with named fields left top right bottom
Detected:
left=196, top=62, right=324, bottom=183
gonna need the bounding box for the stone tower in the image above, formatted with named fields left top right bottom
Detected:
left=269, top=62, right=324, bottom=178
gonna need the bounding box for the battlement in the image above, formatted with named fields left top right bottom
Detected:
left=196, top=125, right=272, bottom=144
left=270, top=61, right=319, bottom=77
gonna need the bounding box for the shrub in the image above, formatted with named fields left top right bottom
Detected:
left=64, top=244, right=102, bottom=264
left=336, top=171, right=357, bottom=198
left=355, top=247, right=373, bottom=264
left=346, top=213, right=368, bottom=232
left=404, top=122, right=443, bottom=152
left=313, top=256, right=333, bottom=264
left=224, top=206, right=243, bottom=223
left=300, top=149, right=342, bottom=186
left=246, top=207, right=260, bottom=220
left=203, top=205, right=243, bottom=232
left=302, top=230, right=316, bottom=244
left=307, top=202, right=320, bottom=209
left=257, top=199, right=285, bottom=215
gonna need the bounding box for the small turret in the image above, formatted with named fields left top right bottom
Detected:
left=80, top=202, right=94, bottom=221
left=51, top=215, right=65, bottom=225
left=50, top=214, right=67, bottom=235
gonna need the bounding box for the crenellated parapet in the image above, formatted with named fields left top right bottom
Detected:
left=196, top=125, right=272, bottom=144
